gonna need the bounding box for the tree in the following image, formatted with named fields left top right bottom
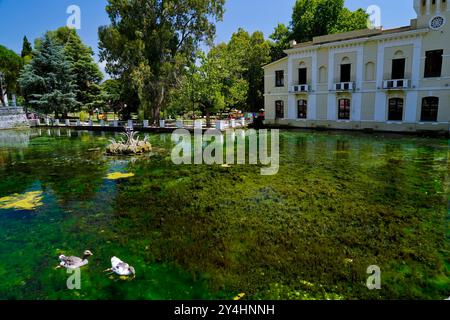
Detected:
left=98, top=0, right=225, bottom=123
left=269, top=23, right=291, bottom=61
left=46, top=27, right=103, bottom=110
left=21, top=37, right=33, bottom=57
left=245, top=31, right=271, bottom=111
left=291, top=0, right=368, bottom=43
left=0, top=45, right=23, bottom=106
left=21, top=36, right=33, bottom=64
left=18, top=35, right=79, bottom=117
left=169, top=45, right=248, bottom=127
left=267, top=0, right=369, bottom=61
left=330, top=8, right=370, bottom=34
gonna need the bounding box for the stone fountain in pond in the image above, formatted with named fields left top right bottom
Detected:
left=106, top=128, right=152, bottom=155
left=0, top=107, right=29, bottom=130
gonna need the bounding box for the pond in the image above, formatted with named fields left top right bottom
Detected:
left=0, top=128, right=448, bottom=300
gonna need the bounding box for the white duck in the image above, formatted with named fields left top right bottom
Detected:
left=56, top=250, right=93, bottom=269
left=104, top=256, right=136, bottom=279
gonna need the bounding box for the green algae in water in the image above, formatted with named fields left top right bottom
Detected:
left=0, top=128, right=448, bottom=300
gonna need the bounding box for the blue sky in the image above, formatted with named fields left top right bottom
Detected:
left=0, top=0, right=416, bottom=64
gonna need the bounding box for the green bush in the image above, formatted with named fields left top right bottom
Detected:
left=79, top=111, right=90, bottom=121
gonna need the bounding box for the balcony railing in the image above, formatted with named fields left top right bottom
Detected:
left=383, top=79, right=410, bottom=89
left=291, top=84, right=310, bottom=93
left=335, top=82, right=355, bottom=91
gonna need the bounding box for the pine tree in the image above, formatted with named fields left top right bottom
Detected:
left=18, top=35, right=79, bottom=117
left=21, top=36, right=33, bottom=58
left=48, top=27, right=103, bottom=110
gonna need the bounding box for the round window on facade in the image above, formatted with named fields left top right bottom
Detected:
left=430, top=15, right=445, bottom=30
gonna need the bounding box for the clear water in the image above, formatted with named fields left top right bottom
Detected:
left=0, top=128, right=448, bottom=300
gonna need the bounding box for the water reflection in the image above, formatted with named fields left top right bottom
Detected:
left=0, top=130, right=30, bottom=148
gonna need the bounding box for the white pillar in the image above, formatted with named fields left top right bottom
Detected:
left=436, top=0, right=441, bottom=13
left=327, top=94, right=337, bottom=120
left=113, top=120, right=118, bottom=127
left=54, top=119, right=60, bottom=126
left=374, top=92, right=387, bottom=122
left=288, top=56, right=293, bottom=89
left=45, top=118, right=50, bottom=126
left=308, top=94, right=317, bottom=120
left=376, top=44, right=385, bottom=90
left=288, top=95, right=296, bottom=119
left=100, top=120, right=105, bottom=126
left=88, top=120, right=93, bottom=126
left=65, top=119, right=70, bottom=126
left=159, top=120, right=165, bottom=128
left=127, top=120, right=133, bottom=129
left=176, top=120, right=184, bottom=128
left=405, top=91, right=419, bottom=123
left=426, top=0, right=431, bottom=15
left=328, top=48, right=335, bottom=91
left=311, top=51, right=318, bottom=92
left=240, top=117, right=246, bottom=127
left=352, top=93, right=362, bottom=121
left=36, top=118, right=41, bottom=126
left=230, top=119, right=236, bottom=128
left=411, top=38, right=422, bottom=89
left=143, top=120, right=149, bottom=128
left=76, top=119, right=81, bottom=126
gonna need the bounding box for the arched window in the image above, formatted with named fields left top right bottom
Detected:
left=388, top=98, right=404, bottom=121
left=319, top=66, right=327, bottom=83
left=338, top=99, right=351, bottom=120
left=421, top=97, right=439, bottom=122
left=297, top=100, right=307, bottom=119
left=275, top=100, right=284, bottom=119
left=365, top=62, right=375, bottom=81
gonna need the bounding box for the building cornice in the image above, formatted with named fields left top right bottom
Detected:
left=284, top=28, right=430, bottom=55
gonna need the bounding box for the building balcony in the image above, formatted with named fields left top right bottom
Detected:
left=335, top=82, right=355, bottom=91
left=383, top=79, right=410, bottom=89
left=290, top=84, right=310, bottom=93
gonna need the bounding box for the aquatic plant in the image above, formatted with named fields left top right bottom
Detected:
left=0, top=191, right=43, bottom=211
left=106, top=172, right=135, bottom=180
left=106, top=129, right=152, bottom=155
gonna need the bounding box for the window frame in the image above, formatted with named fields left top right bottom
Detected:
left=338, top=99, right=351, bottom=120
left=420, top=97, right=439, bottom=122
left=297, top=99, right=308, bottom=119
left=275, top=100, right=284, bottom=119
left=388, top=98, right=404, bottom=121
left=424, top=50, right=443, bottom=78
left=275, top=70, right=285, bottom=87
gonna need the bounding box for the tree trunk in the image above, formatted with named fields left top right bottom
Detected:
left=206, top=110, right=211, bottom=128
